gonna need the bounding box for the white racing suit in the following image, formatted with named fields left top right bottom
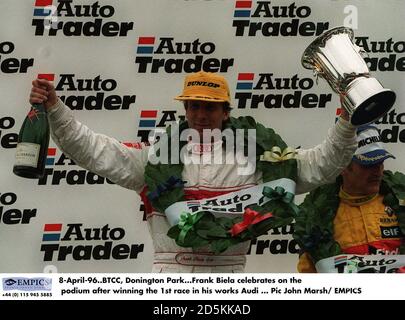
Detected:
left=48, top=99, right=357, bottom=272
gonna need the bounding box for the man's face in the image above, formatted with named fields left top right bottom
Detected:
left=342, top=161, right=384, bottom=195
left=185, top=100, right=229, bottom=136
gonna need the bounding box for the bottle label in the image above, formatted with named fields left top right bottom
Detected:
left=15, top=142, right=40, bottom=167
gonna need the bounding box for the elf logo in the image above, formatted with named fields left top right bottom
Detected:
left=134, top=35, right=234, bottom=73
left=137, top=109, right=185, bottom=143
left=40, top=223, right=144, bottom=261
left=232, top=0, right=329, bottom=37
left=234, top=72, right=332, bottom=109
left=51, top=73, right=136, bottom=111
left=380, top=226, right=401, bottom=239
left=0, top=41, right=34, bottom=74
left=32, top=0, right=134, bottom=37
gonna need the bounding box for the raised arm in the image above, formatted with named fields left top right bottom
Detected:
left=295, top=115, right=356, bottom=194
left=29, top=79, right=148, bottom=192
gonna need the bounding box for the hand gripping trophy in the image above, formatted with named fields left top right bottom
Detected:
left=302, top=26, right=396, bottom=126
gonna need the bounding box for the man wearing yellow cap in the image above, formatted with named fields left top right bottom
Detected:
left=294, top=126, right=405, bottom=273
left=29, top=71, right=357, bottom=272
left=173, top=72, right=232, bottom=137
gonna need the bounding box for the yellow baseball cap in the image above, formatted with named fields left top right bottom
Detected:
left=174, top=71, right=231, bottom=104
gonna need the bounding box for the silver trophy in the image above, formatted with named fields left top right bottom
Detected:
left=302, top=26, right=396, bottom=126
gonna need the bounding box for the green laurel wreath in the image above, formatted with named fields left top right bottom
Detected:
left=293, top=170, right=405, bottom=263
left=144, top=116, right=299, bottom=253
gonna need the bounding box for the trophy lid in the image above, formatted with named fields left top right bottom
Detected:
left=301, top=26, right=354, bottom=69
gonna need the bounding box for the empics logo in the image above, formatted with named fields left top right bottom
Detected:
left=40, top=223, right=144, bottom=261
left=234, top=72, right=332, bottom=109
left=232, top=0, right=329, bottom=37
left=32, top=0, right=134, bottom=37
left=134, top=36, right=234, bottom=73
left=2, top=277, right=52, bottom=291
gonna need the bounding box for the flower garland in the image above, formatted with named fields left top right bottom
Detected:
left=293, top=170, right=405, bottom=263
left=144, top=116, right=299, bottom=254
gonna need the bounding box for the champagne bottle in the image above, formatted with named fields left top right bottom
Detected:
left=13, top=104, right=50, bottom=179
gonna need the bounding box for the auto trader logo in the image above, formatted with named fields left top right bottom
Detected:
left=134, top=35, right=234, bottom=73
left=234, top=72, right=332, bottom=109
left=33, top=0, right=53, bottom=17
left=232, top=0, right=330, bottom=37
left=334, top=255, right=347, bottom=267
left=32, top=0, right=134, bottom=37
left=137, top=36, right=156, bottom=54
left=2, top=277, right=52, bottom=291
left=234, top=0, right=252, bottom=17
left=237, top=73, right=254, bottom=90
left=43, top=223, right=63, bottom=241
left=40, top=223, right=144, bottom=261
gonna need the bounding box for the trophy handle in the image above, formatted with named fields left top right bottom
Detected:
left=312, top=67, right=322, bottom=85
